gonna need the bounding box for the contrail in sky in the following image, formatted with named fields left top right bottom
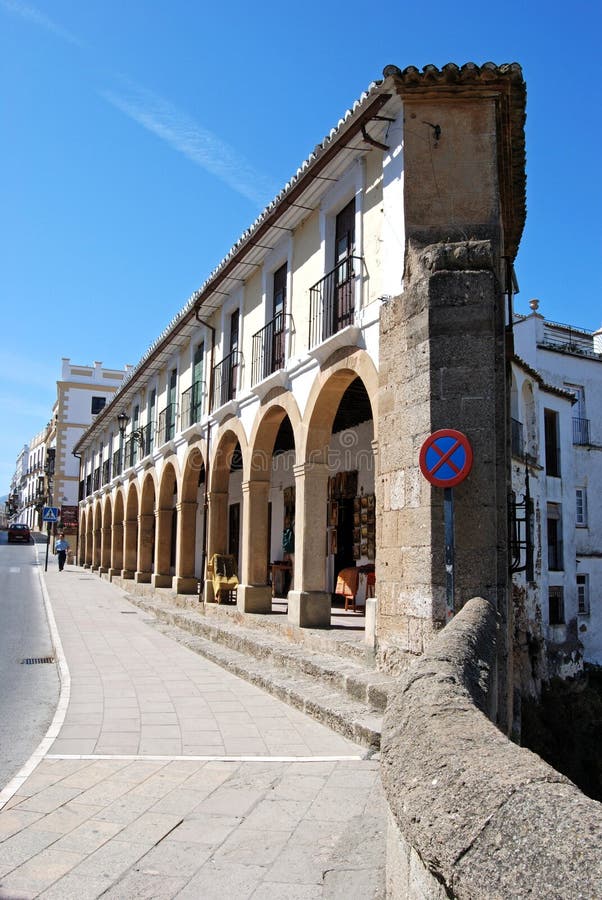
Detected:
left=1, top=0, right=84, bottom=46
left=100, top=84, right=278, bottom=208
left=2, top=1, right=276, bottom=207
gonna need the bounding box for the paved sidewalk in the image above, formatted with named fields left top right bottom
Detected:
left=0, top=562, right=385, bottom=899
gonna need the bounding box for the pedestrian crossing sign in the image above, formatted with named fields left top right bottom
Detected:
left=42, top=506, right=60, bottom=523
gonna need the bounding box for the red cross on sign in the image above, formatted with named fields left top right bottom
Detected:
left=419, top=429, right=473, bottom=488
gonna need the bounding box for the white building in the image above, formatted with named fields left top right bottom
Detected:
left=511, top=302, right=602, bottom=676
left=52, top=359, right=132, bottom=517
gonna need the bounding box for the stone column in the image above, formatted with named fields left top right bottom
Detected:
left=237, top=480, right=272, bottom=614
left=203, top=490, right=228, bottom=603
left=152, top=506, right=174, bottom=588
left=376, top=241, right=508, bottom=699
left=135, top=512, right=154, bottom=583
left=99, top=524, right=111, bottom=574
left=287, top=461, right=331, bottom=628
left=122, top=516, right=137, bottom=579
left=108, top=519, right=123, bottom=579
left=173, top=500, right=198, bottom=594
left=91, top=526, right=101, bottom=570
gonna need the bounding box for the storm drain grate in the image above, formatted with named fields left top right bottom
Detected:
left=120, top=611, right=137, bottom=614
left=21, top=657, right=55, bottom=665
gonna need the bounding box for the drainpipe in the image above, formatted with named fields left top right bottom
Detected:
left=195, top=310, right=216, bottom=601
left=72, top=449, right=82, bottom=566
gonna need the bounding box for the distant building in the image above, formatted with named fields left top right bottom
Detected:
left=9, top=359, right=131, bottom=531
left=511, top=303, right=602, bottom=686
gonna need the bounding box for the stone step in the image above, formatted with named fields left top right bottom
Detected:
left=125, top=593, right=392, bottom=750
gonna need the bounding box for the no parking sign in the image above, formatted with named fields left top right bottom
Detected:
left=419, top=429, right=473, bottom=620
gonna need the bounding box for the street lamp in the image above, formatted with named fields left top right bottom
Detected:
left=117, top=412, right=145, bottom=449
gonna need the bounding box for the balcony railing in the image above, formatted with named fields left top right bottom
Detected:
left=213, top=351, right=241, bottom=410
left=542, top=323, right=595, bottom=356
left=93, top=467, right=100, bottom=492
left=511, top=418, right=524, bottom=458
left=158, top=404, right=177, bottom=446
left=85, top=474, right=92, bottom=497
left=309, top=255, right=362, bottom=349
left=102, top=459, right=111, bottom=486
left=181, top=382, right=205, bottom=428
left=252, top=313, right=288, bottom=385
left=112, top=448, right=122, bottom=478
left=573, top=417, right=590, bottom=446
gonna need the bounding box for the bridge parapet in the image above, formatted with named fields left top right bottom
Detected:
left=381, top=596, right=602, bottom=898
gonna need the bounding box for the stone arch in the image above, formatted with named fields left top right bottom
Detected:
left=155, top=459, right=179, bottom=585
left=301, top=349, right=378, bottom=462
left=290, top=352, right=378, bottom=625
left=101, top=496, right=112, bottom=572
left=92, top=500, right=102, bottom=569
left=176, top=443, right=207, bottom=591
left=238, top=399, right=302, bottom=607
left=205, top=422, right=249, bottom=592
left=210, top=419, right=249, bottom=492
left=112, top=488, right=125, bottom=575
left=248, top=393, right=302, bottom=473
left=137, top=473, right=156, bottom=582
left=123, top=481, right=139, bottom=577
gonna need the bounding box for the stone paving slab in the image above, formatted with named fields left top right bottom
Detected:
left=0, top=564, right=386, bottom=897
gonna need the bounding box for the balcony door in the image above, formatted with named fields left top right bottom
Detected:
left=333, top=199, right=355, bottom=333
left=271, top=264, right=287, bottom=376
left=229, top=310, right=239, bottom=401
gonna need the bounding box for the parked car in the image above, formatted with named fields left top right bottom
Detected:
left=7, top=523, right=31, bottom=543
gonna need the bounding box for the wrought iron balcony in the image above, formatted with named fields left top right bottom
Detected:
left=309, top=255, right=362, bottom=349
left=102, top=459, right=111, bottom=486
left=181, top=382, right=205, bottom=428
left=93, top=467, right=101, bottom=492
left=213, top=351, right=241, bottom=410
left=511, top=418, right=524, bottom=458
left=112, top=448, right=122, bottom=478
left=573, top=417, right=590, bottom=445
left=252, top=313, right=288, bottom=385
left=157, top=404, right=177, bottom=446
left=85, top=474, right=92, bottom=497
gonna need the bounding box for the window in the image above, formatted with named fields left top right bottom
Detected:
left=548, top=586, right=565, bottom=625
left=547, top=503, right=563, bottom=571
left=544, top=409, right=560, bottom=476
left=193, top=343, right=204, bottom=421
left=271, top=265, right=287, bottom=373
left=576, top=488, right=588, bottom=527
left=577, top=574, right=590, bottom=616
left=91, top=396, right=106, bottom=415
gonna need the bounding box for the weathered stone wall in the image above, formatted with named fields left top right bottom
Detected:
left=376, top=241, right=509, bottom=692
left=380, top=597, right=602, bottom=899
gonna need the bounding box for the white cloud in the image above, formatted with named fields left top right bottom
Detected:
left=1, top=0, right=84, bottom=46
left=100, top=84, right=278, bottom=208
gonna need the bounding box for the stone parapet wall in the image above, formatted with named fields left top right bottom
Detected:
left=381, top=596, right=602, bottom=898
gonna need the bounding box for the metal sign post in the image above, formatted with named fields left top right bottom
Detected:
left=419, top=430, right=473, bottom=621
left=42, top=507, right=60, bottom=573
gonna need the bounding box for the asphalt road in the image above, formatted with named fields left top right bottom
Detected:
left=0, top=532, right=59, bottom=790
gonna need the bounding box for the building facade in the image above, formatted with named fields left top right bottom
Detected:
left=510, top=306, right=602, bottom=682
left=75, top=63, right=527, bottom=723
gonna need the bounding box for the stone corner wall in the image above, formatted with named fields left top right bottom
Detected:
left=380, top=596, right=602, bottom=899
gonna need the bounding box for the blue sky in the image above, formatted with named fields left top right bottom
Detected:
left=1, top=0, right=600, bottom=494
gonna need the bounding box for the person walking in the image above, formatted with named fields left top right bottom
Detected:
left=55, top=533, right=69, bottom=572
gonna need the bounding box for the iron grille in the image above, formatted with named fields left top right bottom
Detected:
left=158, top=404, right=176, bottom=445
left=251, top=313, right=288, bottom=385
left=511, top=418, right=524, bottom=458
left=572, top=417, right=590, bottom=446
left=309, top=255, right=361, bottom=348
left=181, top=382, right=205, bottom=427
left=213, top=351, right=241, bottom=409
